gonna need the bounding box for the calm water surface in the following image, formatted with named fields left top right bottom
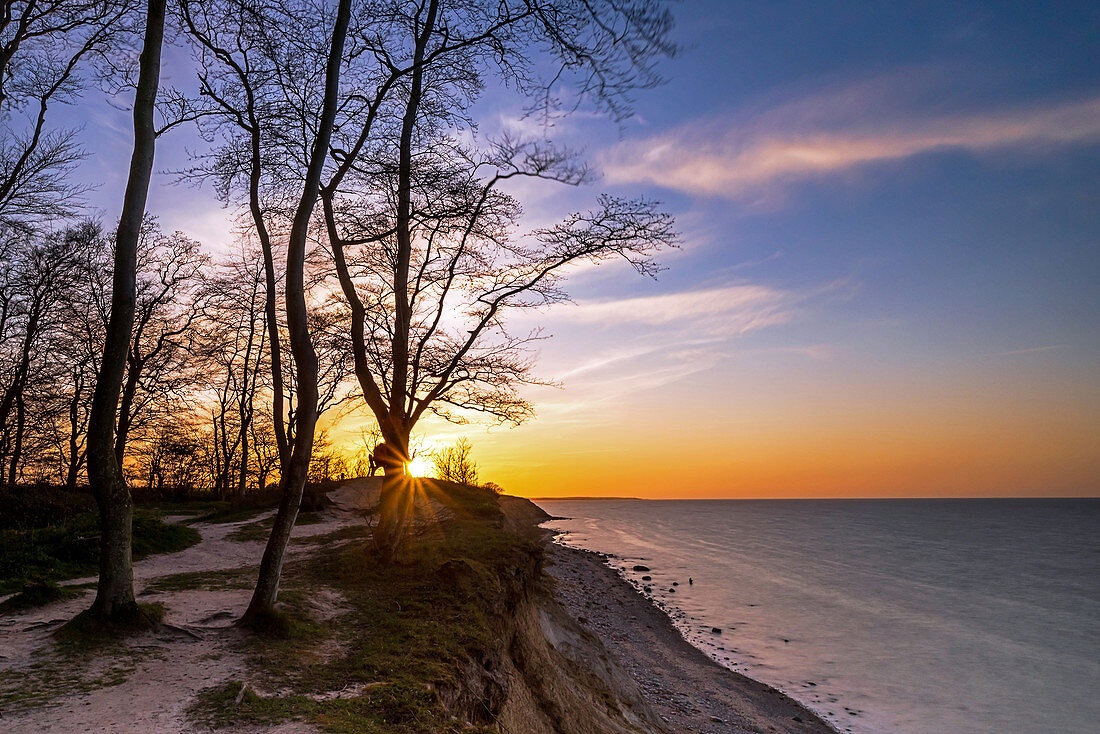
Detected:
left=534, top=499, right=1100, bottom=734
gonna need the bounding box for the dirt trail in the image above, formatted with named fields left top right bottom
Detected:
left=0, top=481, right=380, bottom=733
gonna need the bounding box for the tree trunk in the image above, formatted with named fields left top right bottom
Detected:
left=373, top=433, right=412, bottom=559
left=65, top=371, right=85, bottom=491
left=7, top=391, right=25, bottom=487
left=370, top=1, right=438, bottom=561
left=241, top=0, right=351, bottom=625
left=86, top=0, right=165, bottom=623
left=115, top=359, right=141, bottom=466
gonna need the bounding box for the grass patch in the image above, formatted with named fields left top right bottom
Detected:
left=143, top=567, right=255, bottom=593
left=193, top=504, right=274, bottom=525
left=228, top=508, right=327, bottom=543
left=139, top=499, right=228, bottom=517
left=228, top=515, right=275, bottom=542
left=189, top=479, right=531, bottom=734
left=191, top=681, right=313, bottom=728
left=0, top=580, right=84, bottom=612
left=291, top=524, right=366, bottom=548
left=0, top=510, right=201, bottom=595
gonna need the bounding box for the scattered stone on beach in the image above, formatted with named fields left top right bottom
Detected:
left=711, top=627, right=722, bottom=634
left=672, top=581, right=679, bottom=586
left=668, top=588, right=676, bottom=593
left=632, top=565, right=650, bottom=572
left=642, top=575, right=652, bottom=581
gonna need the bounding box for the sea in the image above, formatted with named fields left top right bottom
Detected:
left=533, top=498, right=1100, bottom=734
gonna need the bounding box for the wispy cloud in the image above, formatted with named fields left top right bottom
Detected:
left=993, top=344, right=1069, bottom=357
left=601, top=92, right=1100, bottom=199
left=516, top=279, right=846, bottom=420
left=552, top=284, right=793, bottom=336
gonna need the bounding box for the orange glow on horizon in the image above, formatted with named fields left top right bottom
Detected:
left=321, top=353, right=1100, bottom=501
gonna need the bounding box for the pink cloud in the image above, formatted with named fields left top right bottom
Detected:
left=601, top=94, right=1100, bottom=198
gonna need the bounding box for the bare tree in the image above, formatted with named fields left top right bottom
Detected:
left=133, top=412, right=207, bottom=498
left=115, top=221, right=206, bottom=468
left=240, top=0, right=354, bottom=624
left=312, top=0, right=677, bottom=552
left=199, top=249, right=267, bottom=499
left=0, top=223, right=101, bottom=487
left=177, top=0, right=294, bottom=473
left=86, top=0, right=167, bottom=623
left=51, top=235, right=111, bottom=489
left=0, top=1, right=132, bottom=230
left=431, top=437, right=478, bottom=485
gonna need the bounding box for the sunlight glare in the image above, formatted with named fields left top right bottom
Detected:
left=406, top=455, right=431, bottom=477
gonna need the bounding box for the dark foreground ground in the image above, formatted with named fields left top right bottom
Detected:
left=0, top=482, right=835, bottom=734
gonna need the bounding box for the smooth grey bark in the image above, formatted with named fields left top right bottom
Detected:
left=86, top=0, right=165, bottom=621
left=241, top=0, right=352, bottom=623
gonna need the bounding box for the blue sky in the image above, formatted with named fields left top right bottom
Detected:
left=61, top=1, right=1100, bottom=496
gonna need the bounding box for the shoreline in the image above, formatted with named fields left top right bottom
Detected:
left=543, top=536, right=837, bottom=734
left=2, top=486, right=839, bottom=733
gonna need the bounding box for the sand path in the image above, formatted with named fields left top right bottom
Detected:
left=0, top=479, right=383, bottom=733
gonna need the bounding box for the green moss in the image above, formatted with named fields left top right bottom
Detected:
left=56, top=602, right=166, bottom=642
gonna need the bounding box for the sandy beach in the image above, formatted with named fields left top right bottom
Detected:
left=543, top=542, right=836, bottom=734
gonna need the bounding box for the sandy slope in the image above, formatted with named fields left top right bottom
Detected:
left=543, top=542, right=838, bottom=734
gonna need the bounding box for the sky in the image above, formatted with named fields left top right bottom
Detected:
left=69, top=1, right=1099, bottom=498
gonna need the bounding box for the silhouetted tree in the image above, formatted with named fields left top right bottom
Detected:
left=200, top=250, right=267, bottom=499
left=86, top=0, right=167, bottom=622
left=0, top=1, right=132, bottom=230
left=115, top=221, right=206, bottom=467
left=0, top=223, right=101, bottom=487
left=178, top=0, right=294, bottom=473
left=239, top=0, right=354, bottom=624
left=313, top=0, right=677, bottom=553
left=432, top=437, right=478, bottom=485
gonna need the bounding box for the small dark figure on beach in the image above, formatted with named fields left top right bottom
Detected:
left=689, top=577, right=694, bottom=585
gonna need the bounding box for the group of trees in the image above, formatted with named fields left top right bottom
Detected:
left=2, top=0, right=677, bottom=624
left=0, top=220, right=350, bottom=496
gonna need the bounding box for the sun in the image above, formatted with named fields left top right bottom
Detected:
left=406, top=455, right=431, bottom=478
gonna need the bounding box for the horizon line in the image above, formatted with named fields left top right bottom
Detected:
left=524, top=494, right=1100, bottom=502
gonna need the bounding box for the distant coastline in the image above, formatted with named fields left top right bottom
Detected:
left=529, top=495, right=645, bottom=501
